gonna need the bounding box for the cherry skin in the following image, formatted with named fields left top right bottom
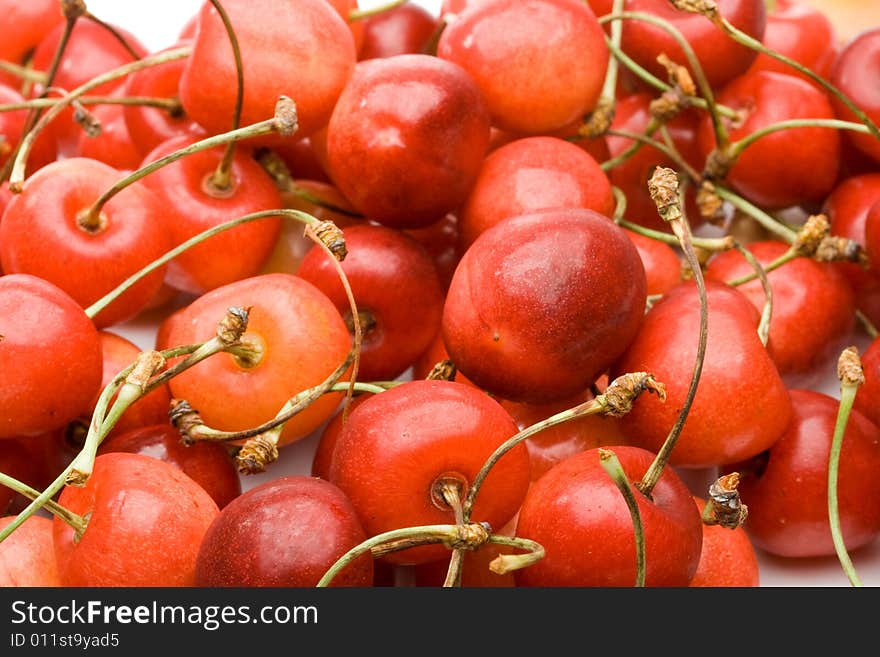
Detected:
left=436, top=0, right=609, bottom=135
left=457, top=135, right=615, bottom=251
left=687, top=496, right=760, bottom=587
left=0, top=274, right=102, bottom=438
left=311, top=395, right=370, bottom=481
left=75, top=102, right=144, bottom=172
left=705, top=240, right=856, bottom=379
left=404, top=213, right=462, bottom=292
left=830, top=27, right=880, bottom=163
left=0, top=0, right=64, bottom=68
left=0, top=84, right=57, bottom=175
left=194, top=475, right=373, bottom=587
left=98, top=423, right=241, bottom=510
left=53, top=452, right=220, bottom=586
left=697, top=70, right=841, bottom=210
left=410, top=329, right=477, bottom=388
left=358, top=2, right=440, bottom=60
left=442, top=207, right=647, bottom=404
left=179, top=0, right=356, bottom=141
left=852, top=336, right=880, bottom=433
left=328, top=379, right=530, bottom=565
left=296, top=223, right=446, bottom=381
left=0, top=157, right=173, bottom=328
left=137, top=132, right=282, bottom=296
left=160, top=273, right=351, bottom=447
left=588, top=0, right=766, bottom=89
left=514, top=445, right=703, bottom=587
left=730, top=389, right=880, bottom=558
left=864, top=201, right=880, bottom=271
left=0, top=516, right=61, bottom=587
left=622, top=228, right=682, bottom=297
left=325, top=54, right=491, bottom=229
left=611, top=279, right=793, bottom=468
left=0, top=438, right=41, bottom=514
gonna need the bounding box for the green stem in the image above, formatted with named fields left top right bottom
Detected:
left=617, top=216, right=734, bottom=252
left=207, top=0, right=244, bottom=191
left=485, top=535, right=546, bottom=575
left=0, top=60, right=48, bottom=84
left=84, top=11, right=143, bottom=61
left=732, top=242, right=772, bottom=347
left=856, top=310, right=879, bottom=340
left=349, top=0, right=408, bottom=21
left=0, top=95, right=181, bottom=113
left=729, top=119, right=872, bottom=159
left=714, top=185, right=798, bottom=244
left=0, top=473, right=87, bottom=535
left=728, top=247, right=798, bottom=286
left=599, top=448, right=646, bottom=587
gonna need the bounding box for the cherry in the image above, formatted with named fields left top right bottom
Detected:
left=296, top=223, right=446, bottom=381
left=325, top=54, right=490, bottom=229
left=611, top=279, right=793, bottom=468
left=326, top=0, right=366, bottom=54
left=622, top=227, right=683, bottom=296
left=410, top=329, right=477, bottom=387
left=436, top=0, right=609, bottom=135
left=865, top=200, right=880, bottom=270
left=730, top=389, right=880, bottom=558
left=0, top=274, right=102, bottom=438
left=688, top=496, right=760, bottom=587
left=514, top=445, right=703, bottom=587
left=194, top=475, right=372, bottom=587
left=829, top=27, right=880, bottom=163
left=311, top=395, right=370, bottom=481
left=269, top=138, right=333, bottom=184
left=160, top=273, right=351, bottom=447
left=457, top=135, right=615, bottom=251
left=442, top=207, right=646, bottom=404
left=705, top=240, right=856, bottom=379
left=852, top=336, right=880, bottom=434
left=0, top=0, right=65, bottom=70
left=358, top=2, right=440, bottom=60
left=697, top=69, right=841, bottom=210
left=0, top=439, right=41, bottom=514
left=53, top=451, right=220, bottom=586
left=179, top=0, right=356, bottom=142
left=0, top=84, right=57, bottom=175
left=328, top=379, right=530, bottom=565
left=0, top=515, right=61, bottom=587
left=75, top=102, right=144, bottom=172
left=403, top=213, right=462, bottom=292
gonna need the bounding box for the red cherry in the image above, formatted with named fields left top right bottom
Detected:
left=514, top=445, right=703, bottom=587
left=53, top=452, right=219, bottom=586
left=442, top=208, right=647, bottom=404
left=403, top=213, right=462, bottom=292
left=194, top=475, right=372, bottom=587
left=328, top=379, right=530, bottom=565
left=269, top=138, right=332, bottom=184
left=137, top=132, right=282, bottom=296
left=0, top=439, right=41, bottom=514
left=311, top=395, right=370, bottom=481
left=162, top=273, right=351, bottom=447
left=325, top=0, right=366, bottom=54
left=0, top=157, right=173, bottom=328
left=697, top=70, right=841, bottom=209
left=732, top=389, right=880, bottom=558
left=623, top=228, right=682, bottom=296
left=830, top=27, right=880, bottom=163
left=325, top=54, right=490, bottom=229
left=359, top=2, right=440, bottom=60
left=0, top=84, right=57, bottom=175
left=852, top=336, right=880, bottom=430
left=687, top=496, right=760, bottom=587
left=611, top=279, right=793, bottom=468
left=179, top=0, right=356, bottom=141
left=457, top=136, right=615, bottom=251
left=410, top=329, right=477, bottom=387
left=98, top=424, right=241, bottom=510
left=865, top=201, right=880, bottom=269
left=437, top=0, right=609, bottom=135
left=0, top=515, right=61, bottom=587
left=705, top=240, right=856, bottom=378
left=296, top=223, right=446, bottom=381
left=0, top=0, right=64, bottom=67
left=0, top=274, right=102, bottom=438
left=75, top=102, right=144, bottom=172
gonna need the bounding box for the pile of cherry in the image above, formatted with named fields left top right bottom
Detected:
left=1, top=0, right=880, bottom=588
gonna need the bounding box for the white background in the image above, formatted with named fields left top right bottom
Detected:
left=84, top=0, right=880, bottom=587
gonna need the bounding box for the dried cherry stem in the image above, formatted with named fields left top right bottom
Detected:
left=579, top=0, right=625, bottom=139
left=0, top=473, right=87, bottom=536
left=732, top=242, right=772, bottom=346
left=0, top=94, right=182, bottom=113
left=461, top=371, right=667, bottom=522
left=638, top=167, right=708, bottom=497
left=600, top=11, right=729, bottom=149
left=727, top=119, right=874, bottom=160
left=206, top=0, right=245, bottom=192
left=700, top=472, right=748, bottom=530
left=0, top=60, right=47, bottom=85
left=83, top=10, right=143, bottom=61
left=713, top=185, right=797, bottom=243
left=7, top=44, right=192, bottom=192
left=78, top=95, right=297, bottom=231
left=349, top=0, right=408, bottom=21
left=829, top=346, right=865, bottom=587
left=716, top=15, right=880, bottom=142
left=599, top=448, right=646, bottom=587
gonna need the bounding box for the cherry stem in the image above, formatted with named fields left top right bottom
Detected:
left=7, top=45, right=192, bottom=192
left=615, top=214, right=734, bottom=253
left=727, top=247, right=797, bottom=287
left=0, top=472, right=87, bottom=536
left=731, top=242, right=772, bottom=347
left=718, top=16, right=880, bottom=143
left=0, top=60, right=48, bottom=85
left=349, top=0, right=408, bottom=21
left=462, top=372, right=666, bottom=522
left=828, top=346, right=865, bottom=587
left=856, top=310, right=879, bottom=340
left=713, top=185, right=798, bottom=243
left=579, top=0, right=626, bottom=139
left=638, top=168, right=708, bottom=497
left=602, top=126, right=702, bottom=182
left=84, top=11, right=143, bottom=61
left=207, top=0, right=245, bottom=191
left=316, top=522, right=492, bottom=587
left=485, top=535, right=546, bottom=575
left=728, top=119, right=873, bottom=160
left=600, top=11, right=728, bottom=149
left=440, top=481, right=466, bottom=587
left=0, top=94, right=182, bottom=113
left=599, top=448, right=646, bottom=587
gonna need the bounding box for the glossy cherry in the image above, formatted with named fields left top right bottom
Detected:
left=852, top=336, right=880, bottom=433
left=0, top=84, right=57, bottom=175
left=830, top=27, right=880, bottom=163
left=442, top=207, right=646, bottom=404
left=53, top=452, right=219, bottom=586
left=437, top=0, right=609, bottom=135
left=623, top=228, right=682, bottom=296
left=75, top=102, right=144, bottom=171
left=0, top=438, right=41, bottom=514
left=688, top=496, right=760, bottom=587
left=0, top=0, right=64, bottom=69
left=325, top=54, right=490, bottom=229
left=358, top=2, right=440, bottom=60
left=515, top=445, right=703, bottom=587
left=0, top=515, right=61, bottom=587
left=194, top=475, right=372, bottom=587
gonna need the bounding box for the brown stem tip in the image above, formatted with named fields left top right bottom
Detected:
left=168, top=399, right=204, bottom=445
left=425, top=359, right=458, bottom=381
left=125, top=350, right=166, bottom=390
left=311, top=221, right=348, bottom=261
left=696, top=180, right=725, bottom=223
left=792, top=214, right=830, bottom=256
left=704, top=472, right=748, bottom=529
left=61, top=0, right=87, bottom=19
left=837, top=346, right=864, bottom=387
left=443, top=521, right=492, bottom=552
left=598, top=372, right=666, bottom=416
left=235, top=434, right=279, bottom=474
left=216, top=306, right=251, bottom=345
left=648, top=166, right=683, bottom=223
left=579, top=95, right=615, bottom=139
left=657, top=53, right=696, bottom=97
left=670, top=0, right=718, bottom=20
left=273, top=95, right=299, bottom=137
